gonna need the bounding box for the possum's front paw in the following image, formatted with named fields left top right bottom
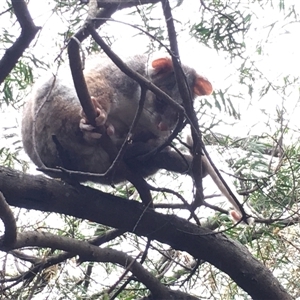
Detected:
left=80, top=96, right=115, bottom=141
left=79, top=119, right=102, bottom=140
left=79, top=118, right=115, bottom=140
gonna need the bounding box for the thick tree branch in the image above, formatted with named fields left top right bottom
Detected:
left=0, top=231, right=173, bottom=299
left=1, top=228, right=125, bottom=290
left=0, top=191, right=16, bottom=246
left=0, top=0, right=40, bottom=85
left=0, top=166, right=292, bottom=300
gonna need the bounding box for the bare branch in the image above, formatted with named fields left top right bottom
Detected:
left=0, top=191, right=16, bottom=247
left=0, top=0, right=40, bottom=85
left=0, top=166, right=292, bottom=300
left=67, top=5, right=118, bottom=128
left=161, top=0, right=179, bottom=58
left=1, top=231, right=172, bottom=299
left=161, top=0, right=249, bottom=222
left=1, top=228, right=126, bottom=290
left=9, top=250, right=41, bottom=264
left=161, top=0, right=206, bottom=208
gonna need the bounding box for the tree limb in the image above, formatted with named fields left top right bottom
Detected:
left=0, top=0, right=40, bottom=85
left=0, top=191, right=17, bottom=247
left=0, top=166, right=292, bottom=300
left=0, top=231, right=173, bottom=299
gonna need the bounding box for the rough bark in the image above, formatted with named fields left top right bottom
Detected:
left=0, top=166, right=292, bottom=300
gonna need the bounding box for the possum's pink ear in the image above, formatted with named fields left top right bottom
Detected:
left=194, top=76, right=213, bottom=96
left=151, top=58, right=173, bottom=75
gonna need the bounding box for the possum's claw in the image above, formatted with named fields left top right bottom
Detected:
left=79, top=119, right=102, bottom=140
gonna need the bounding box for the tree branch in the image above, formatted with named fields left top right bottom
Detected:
left=0, top=166, right=292, bottom=300
left=161, top=0, right=206, bottom=207
left=0, top=231, right=173, bottom=299
left=1, top=228, right=126, bottom=290
left=0, top=0, right=40, bottom=85
left=0, top=191, right=16, bottom=247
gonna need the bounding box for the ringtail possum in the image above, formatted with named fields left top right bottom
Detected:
left=22, top=55, right=213, bottom=185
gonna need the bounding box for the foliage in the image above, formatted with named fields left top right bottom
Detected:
left=0, top=0, right=300, bottom=299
